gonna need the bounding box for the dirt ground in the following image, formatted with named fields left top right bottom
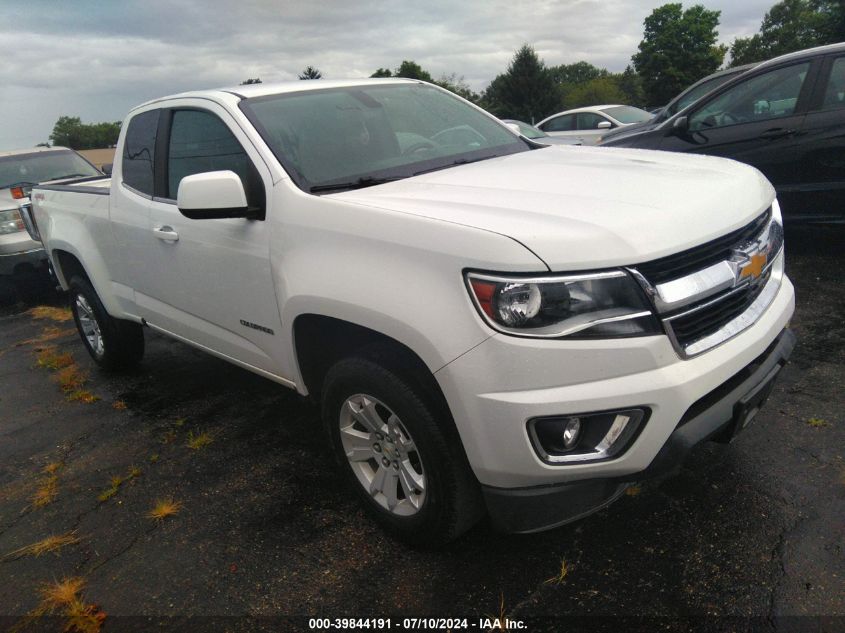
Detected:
left=0, top=225, right=842, bottom=632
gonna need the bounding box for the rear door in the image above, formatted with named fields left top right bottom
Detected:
left=789, top=53, right=845, bottom=221
left=660, top=60, right=819, bottom=198
left=132, top=102, right=284, bottom=375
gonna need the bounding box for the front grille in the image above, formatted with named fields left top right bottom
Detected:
left=636, top=209, right=771, bottom=284
left=667, top=280, right=765, bottom=348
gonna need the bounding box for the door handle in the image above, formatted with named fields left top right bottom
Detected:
left=759, top=128, right=796, bottom=140
left=152, top=225, right=179, bottom=242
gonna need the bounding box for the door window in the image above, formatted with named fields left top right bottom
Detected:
left=167, top=110, right=263, bottom=209
left=689, top=63, right=810, bottom=132
left=541, top=114, right=575, bottom=132
left=577, top=112, right=608, bottom=130
left=821, top=57, right=845, bottom=110
left=122, top=110, right=159, bottom=196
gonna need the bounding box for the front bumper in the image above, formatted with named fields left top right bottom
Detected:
left=481, top=327, right=795, bottom=533
left=0, top=246, right=48, bottom=276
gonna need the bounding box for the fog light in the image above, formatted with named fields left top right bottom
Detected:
left=562, top=417, right=581, bottom=449
left=528, top=408, right=648, bottom=464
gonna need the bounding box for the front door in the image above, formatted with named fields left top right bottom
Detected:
left=132, top=103, right=284, bottom=376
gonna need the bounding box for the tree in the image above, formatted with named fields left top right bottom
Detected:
left=481, top=45, right=558, bottom=122
left=370, top=68, right=393, bottom=78
left=298, top=66, right=322, bottom=80
left=729, top=0, right=844, bottom=66
left=632, top=3, right=727, bottom=106
left=549, top=61, right=609, bottom=85
left=435, top=73, right=480, bottom=102
left=562, top=77, right=627, bottom=109
left=49, top=116, right=121, bottom=150
left=240, top=78, right=262, bottom=85
left=394, top=60, right=434, bottom=82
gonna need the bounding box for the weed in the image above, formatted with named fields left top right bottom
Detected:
left=19, top=577, right=107, bottom=633
left=625, top=485, right=642, bottom=496
left=174, top=417, right=186, bottom=427
left=3, top=533, right=80, bottom=560
left=43, top=462, right=62, bottom=475
left=148, top=498, right=182, bottom=521
left=112, top=400, right=127, bottom=410
left=98, top=467, right=141, bottom=502
left=56, top=365, right=86, bottom=392
left=161, top=430, right=177, bottom=444
left=149, top=454, right=159, bottom=464
left=544, top=559, right=570, bottom=585
left=36, top=347, right=74, bottom=370
left=807, top=417, right=829, bottom=428
left=28, top=306, right=73, bottom=322
left=67, top=390, right=99, bottom=404
left=32, top=475, right=59, bottom=507
left=186, top=430, right=213, bottom=450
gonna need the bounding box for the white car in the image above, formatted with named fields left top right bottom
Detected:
left=25, top=79, right=794, bottom=545
left=536, top=105, right=653, bottom=145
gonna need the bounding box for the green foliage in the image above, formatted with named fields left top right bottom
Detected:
left=240, top=78, right=262, bottom=85
left=562, top=77, right=627, bottom=109
left=729, top=0, right=844, bottom=67
left=632, top=3, right=727, bottom=106
left=549, top=61, right=609, bottom=85
left=49, top=116, right=121, bottom=150
left=481, top=45, right=559, bottom=122
left=298, top=66, right=322, bottom=80
left=435, top=73, right=480, bottom=102
left=395, top=60, right=434, bottom=82
left=370, top=68, right=393, bottom=78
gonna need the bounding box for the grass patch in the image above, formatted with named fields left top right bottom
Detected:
left=147, top=498, right=182, bottom=521
left=97, top=467, right=141, bottom=502
left=32, top=475, right=59, bottom=508
left=3, top=532, right=80, bottom=560
left=544, top=559, right=571, bottom=585
left=807, top=417, right=829, bottom=428
left=186, top=430, right=213, bottom=450
left=36, top=347, right=74, bottom=370
left=13, top=577, right=107, bottom=633
left=28, top=306, right=73, bottom=322
left=67, top=390, right=100, bottom=404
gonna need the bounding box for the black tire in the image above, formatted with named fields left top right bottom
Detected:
left=68, top=275, right=144, bottom=370
left=322, top=352, right=483, bottom=547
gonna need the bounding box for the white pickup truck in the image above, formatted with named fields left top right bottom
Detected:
left=24, top=79, right=795, bottom=545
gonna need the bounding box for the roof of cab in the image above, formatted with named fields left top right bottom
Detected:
left=131, top=77, right=419, bottom=112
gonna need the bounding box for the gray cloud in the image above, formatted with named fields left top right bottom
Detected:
left=3, top=0, right=773, bottom=148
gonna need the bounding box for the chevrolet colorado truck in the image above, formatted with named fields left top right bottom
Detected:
left=23, top=79, right=795, bottom=545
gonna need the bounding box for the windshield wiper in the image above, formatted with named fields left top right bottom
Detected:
left=413, top=154, right=501, bottom=177
left=52, top=173, right=97, bottom=180
left=309, top=176, right=400, bottom=194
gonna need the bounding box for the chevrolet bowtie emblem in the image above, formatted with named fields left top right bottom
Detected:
left=739, top=252, right=767, bottom=280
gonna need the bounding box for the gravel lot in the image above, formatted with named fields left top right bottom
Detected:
left=0, top=225, right=842, bottom=632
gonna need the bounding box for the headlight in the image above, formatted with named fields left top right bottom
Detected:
left=0, top=209, right=25, bottom=235
left=465, top=270, right=661, bottom=338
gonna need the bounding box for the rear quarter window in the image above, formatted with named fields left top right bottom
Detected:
left=122, top=110, right=159, bottom=196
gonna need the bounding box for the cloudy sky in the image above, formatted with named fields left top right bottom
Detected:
left=3, top=0, right=774, bottom=149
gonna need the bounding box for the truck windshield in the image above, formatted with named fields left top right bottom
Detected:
left=0, top=149, right=101, bottom=189
left=240, top=83, right=529, bottom=193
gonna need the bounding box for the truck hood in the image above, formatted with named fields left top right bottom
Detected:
left=335, top=145, right=774, bottom=271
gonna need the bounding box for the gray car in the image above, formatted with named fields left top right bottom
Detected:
left=535, top=105, right=653, bottom=145
left=502, top=119, right=582, bottom=146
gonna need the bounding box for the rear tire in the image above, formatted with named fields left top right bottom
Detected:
left=69, top=275, right=144, bottom=370
left=322, top=353, right=483, bottom=547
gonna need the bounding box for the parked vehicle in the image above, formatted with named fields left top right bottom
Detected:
left=536, top=105, right=653, bottom=145
left=0, top=147, right=101, bottom=295
left=502, top=119, right=582, bottom=145
left=601, top=43, right=845, bottom=222
left=601, top=64, right=756, bottom=144
left=24, top=79, right=794, bottom=545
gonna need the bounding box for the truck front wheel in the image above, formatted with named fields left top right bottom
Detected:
left=322, top=354, right=483, bottom=547
left=69, top=276, right=144, bottom=370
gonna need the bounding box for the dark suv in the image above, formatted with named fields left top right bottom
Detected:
left=602, top=43, right=845, bottom=222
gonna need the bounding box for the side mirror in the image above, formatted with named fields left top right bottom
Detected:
left=505, top=123, right=521, bottom=135
left=101, top=163, right=113, bottom=176
left=177, top=171, right=251, bottom=220
left=668, top=115, right=689, bottom=137
left=597, top=120, right=612, bottom=130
